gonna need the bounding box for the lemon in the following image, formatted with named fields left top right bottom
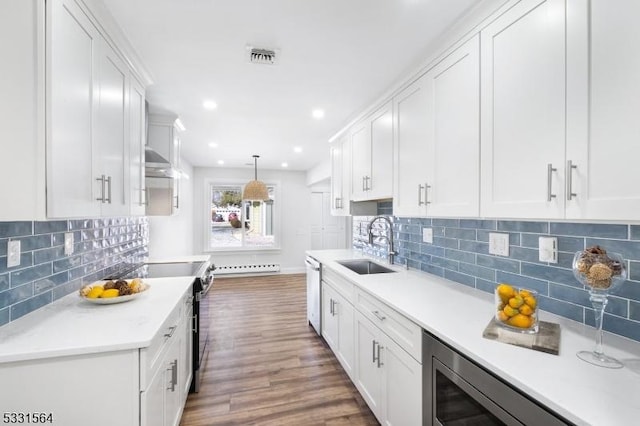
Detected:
left=519, top=289, right=532, bottom=298
left=496, top=284, right=515, bottom=304
left=519, top=305, right=534, bottom=316
left=101, top=289, right=120, bottom=298
left=86, top=287, right=104, bottom=299
left=496, top=310, right=509, bottom=322
left=503, top=305, right=519, bottom=317
left=524, top=295, right=537, bottom=310
left=508, top=296, right=524, bottom=309
left=507, top=314, right=532, bottom=329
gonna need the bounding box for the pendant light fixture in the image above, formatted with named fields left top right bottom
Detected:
left=242, top=155, right=270, bottom=201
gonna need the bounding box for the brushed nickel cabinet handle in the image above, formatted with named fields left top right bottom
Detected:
left=377, top=345, right=384, bottom=368
left=547, top=164, right=557, bottom=202
left=372, top=340, right=378, bottom=364
left=105, top=176, right=112, bottom=204
left=418, top=184, right=425, bottom=206
left=425, top=183, right=431, bottom=205
left=566, top=160, right=577, bottom=200
left=373, top=310, right=386, bottom=321
left=96, top=175, right=106, bottom=202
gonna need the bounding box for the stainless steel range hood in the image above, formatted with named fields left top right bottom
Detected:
left=145, top=145, right=179, bottom=178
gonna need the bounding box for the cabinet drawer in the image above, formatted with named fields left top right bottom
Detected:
left=140, top=297, right=183, bottom=389
left=355, top=288, right=422, bottom=362
left=322, top=266, right=355, bottom=303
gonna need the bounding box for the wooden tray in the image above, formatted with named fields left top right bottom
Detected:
left=482, top=317, right=561, bottom=355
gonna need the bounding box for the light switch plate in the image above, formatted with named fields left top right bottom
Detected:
left=7, top=240, right=21, bottom=268
left=489, top=232, right=510, bottom=256
left=539, top=236, right=558, bottom=263
left=64, top=232, right=74, bottom=256
left=423, top=227, right=433, bottom=244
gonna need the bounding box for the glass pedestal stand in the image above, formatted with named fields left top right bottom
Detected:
left=576, top=290, right=623, bottom=369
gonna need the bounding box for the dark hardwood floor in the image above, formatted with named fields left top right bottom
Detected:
left=180, top=273, right=379, bottom=426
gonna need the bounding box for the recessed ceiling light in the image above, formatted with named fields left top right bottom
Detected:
left=217, top=160, right=224, bottom=165
left=208, top=142, right=218, bottom=148
left=281, top=162, right=288, bottom=168
left=203, top=100, right=218, bottom=110
left=293, top=146, right=303, bottom=153
left=312, top=109, right=325, bottom=119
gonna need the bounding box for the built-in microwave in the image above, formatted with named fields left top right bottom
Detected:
left=422, top=331, right=572, bottom=426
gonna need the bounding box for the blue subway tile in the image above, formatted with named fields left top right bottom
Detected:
left=420, top=263, right=443, bottom=277
left=521, top=263, right=576, bottom=287
left=0, top=274, right=8, bottom=292
left=445, top=249, right=476, bottom=264
left=509, top=246, right=541, bottom=264
left=604, top=295, right=629, bottom=318
left=498, top=220, right=548, bottom=233
left=53, top=279, right=82, bottom=301
left=34, top=246, right=65, bottom=265
left=432, top=237, right=458, bottom=249
left=20, top=235, right=52, bottom=251
left=600, top=315, right=640, bottom=342
left=551, top=222, right=627, bottom=239
left=0, top=307, right=8, bottom=327
left=538, top=296, right=584, bottom=322
left=616, top=281, right=640, bottom=303
left=10, top=291, right=52, bottom=321
left=557, top=252, right=576, bottom=269
left=53, top=255, right=82, bottom=273
left=632, top=225, right=640, bottom=241
left=421, top=244, right=445, bottom=257
left=459, top=240, right=489, bottom=255
left=0, top=252, right=33, bottom=274
left=444, top=270, right=475, bottom=287
left=630, top=262, right=640, bottom=281
left=34, top=221, right=67, bottom=234
left=520, top=234, right=584, bottom=253
left=477, top=231, right=520, bottom=246
left=11, top=263, right=52, bottom=287
left=476, top=254, right=520, bottom=274
left=431, top=256, right=459, bottom=271
left=0, top=222, right=32, bottom=238
left=496, top=271, right=548, bottom=295
left=433, top=218, right=459, bottom=227
left=34, top=272, right=69, bottom=294
left=475, top=278, right=497, bottom=294
left=549, top=283, right=590, bottom=308
left=0, top=283, right=33, bottom=310
left=69, top=219, right=93, bottom=230
left=432, top=227, right=446, bottom=237
left=460, top=219, right=496, bottom=230
left=445, top=228, right=477, bottom=241
left=630, top=301, right=640, bottom=321
left=459, top=263, right=495, bottom=281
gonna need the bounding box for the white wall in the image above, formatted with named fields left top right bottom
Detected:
left=193, top=167, right=312, bottom=274
left=306, top=156, right=331, bottom=186
left=148, top=160, right=195, bottom=259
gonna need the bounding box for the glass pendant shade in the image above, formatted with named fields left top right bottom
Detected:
left=243, top=155, right=270, bottom=201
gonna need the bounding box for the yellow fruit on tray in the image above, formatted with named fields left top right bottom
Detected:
left=496, top=283, right=515, bottom=304
left=519, top=289, right=532, bottom=298
left=101, top=289, right=120, bottom=298
left=496, top=310, right=509, bottom=322
left=519, top=304, right=534, bottom=316
left=508, top=295, right=524, bottom=309
left=86, top=287, right=104, bottom=299
left=507, top=314, right=532, bottom=329
left=524, top=295, right=537, bottom=310
left=502, top=305, right=519, bottom=317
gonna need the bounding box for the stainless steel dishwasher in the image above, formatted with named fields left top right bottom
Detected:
left=305, top=255, right=321, bottom=335
left=423, top=331, right=572, bottom=425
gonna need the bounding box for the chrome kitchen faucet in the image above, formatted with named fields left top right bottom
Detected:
left=367, top=216, right=397, bottom=265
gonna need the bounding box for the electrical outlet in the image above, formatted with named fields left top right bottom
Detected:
left=422, top=227, right=433, bottom=244
left=489, top=233, right=510, bottom=256
left=539, top=236, right=558, bottom=263
left=64, top=232, right=74, bottom=256
left=7, top=240, right=21, bottom=268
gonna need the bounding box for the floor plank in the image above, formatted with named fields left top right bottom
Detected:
left=180, top=274, right=379, bottom=426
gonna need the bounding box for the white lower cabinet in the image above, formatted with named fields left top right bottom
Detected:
left=321, top=269, right=355, bottom=379
left=321, top=267, right=422, bottom=425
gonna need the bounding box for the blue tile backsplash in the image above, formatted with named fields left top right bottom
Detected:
left=0, top=217, right=148, bottom=326
left=353, top=201, right=640, bottom=343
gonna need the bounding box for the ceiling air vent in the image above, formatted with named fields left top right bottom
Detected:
left=246, top=45, right=279, bottom=65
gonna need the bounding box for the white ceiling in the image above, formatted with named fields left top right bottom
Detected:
left=104, top=0, right=483, bottom=171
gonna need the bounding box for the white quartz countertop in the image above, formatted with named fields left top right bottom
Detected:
left=307, top=249, right=640, bottom=426
left=0, top=277, right=193, bottom=364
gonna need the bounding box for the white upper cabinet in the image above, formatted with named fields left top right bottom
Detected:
left=129, top=76, right=146, bottom=216
left=393, top=73, right=430, bottom=217
left=351, top=102, right=393, bottom=201
left=565, top=0, right=640, bottom=220
left=480, top=0, right=567, bottom=219
left=330, top=134, right=351, bottom=216
left=47, top=0, right=101, bottom=218
left=94, top=37, right=129, bottom=217
left=424, top=35, right=480, bottom=217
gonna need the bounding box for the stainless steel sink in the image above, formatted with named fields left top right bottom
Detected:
left=337, top=259, right=396, bottom=275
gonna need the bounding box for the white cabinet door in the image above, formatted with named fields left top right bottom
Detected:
left=335, top=290, right=355, bottom=380
left=322, top=284, right=339, bottom=351
left=47, top=0, right=100, bottom=218
left=164, top=333, right=181, bottom=426
left=393, top=73, right=430, bottom=217
left=565, top=0, right=640, bottom=220
left=425, top=35, right=480, bottom=217
left=95, top=36, right=129, bottom=216
left=381, top=334, right=422, bottom=426
left=141, top=359, right=166, bottom=426
left=330, top=135, right=352, bottom=216
left=129, top=75, right=146, bottom=216
left=354, top=311, right=384, bottom=421
left=369, top=101, right=394, bottom=200
left=350, top=120, right=371, bottom=200
left=180, top=302, right=194, bottom=400
left=480, top=0, right=566, bottom=219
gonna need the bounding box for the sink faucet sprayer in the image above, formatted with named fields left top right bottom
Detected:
left=367, top=216, right=398, bottom=265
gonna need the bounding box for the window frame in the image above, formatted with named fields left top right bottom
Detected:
left=203, top=178, right=282, bottom=253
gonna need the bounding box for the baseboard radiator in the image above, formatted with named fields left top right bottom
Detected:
left=214, top=263, right=281, bottom=275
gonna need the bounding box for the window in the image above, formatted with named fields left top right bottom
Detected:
left=208, top=183, right=278, bottom=250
